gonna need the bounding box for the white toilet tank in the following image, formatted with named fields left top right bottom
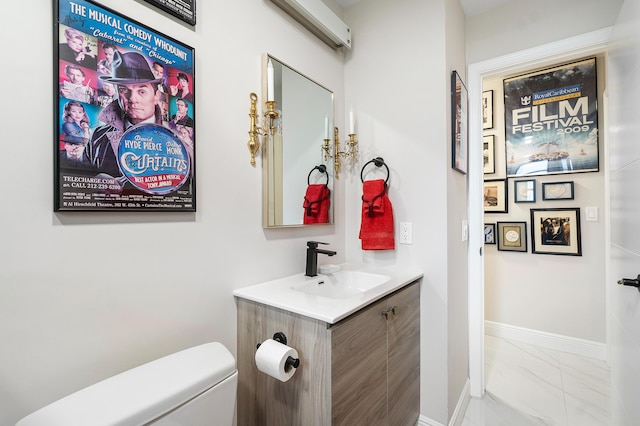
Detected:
left=16, top=342, right=237, bottom=426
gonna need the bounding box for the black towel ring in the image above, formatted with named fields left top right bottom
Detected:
left=360, top=157, right=390, bottom=185
left=308, top=164, right=329, bottom=186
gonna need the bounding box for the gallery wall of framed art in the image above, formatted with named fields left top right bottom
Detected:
left=482, top=57, right=605, bottom=258
left=480, top=56, right=607, bottom=354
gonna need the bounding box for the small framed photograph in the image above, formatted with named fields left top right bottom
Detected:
left=497, top=222, right=527, bottom=252
left=483, top=135, right=495, bottom=174
left=514, top=179, right=536, bottom=203
left=451, top=70, right=468, bottom=175
left=530, top=208, right=582, bottom=256
left=484, top=179, right=508, bottom=213
left=482, top=90, right=493, bottom=130
left=484, top=223, right=496, bottom=245
left=542, top=181, right=574, bottom=200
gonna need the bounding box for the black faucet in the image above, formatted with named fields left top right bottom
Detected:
left=305, top=241, right=337, bottom=277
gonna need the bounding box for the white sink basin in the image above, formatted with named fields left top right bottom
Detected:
left=291, top=270, right=390, bottom=299
left=233, top=263, right=423, bottom=323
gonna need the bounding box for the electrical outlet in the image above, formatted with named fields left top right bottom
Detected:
left=399, top=222, right=413, bottom=244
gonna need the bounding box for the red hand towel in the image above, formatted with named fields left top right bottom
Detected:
left=361, top=179, right=385, bottom=216
left=303, top=184, right=330, bottom=224
left=359, top=179, right=395, bottom=250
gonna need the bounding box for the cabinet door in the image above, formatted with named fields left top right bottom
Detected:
left=387, top=281, right=421, bottom=426
left=331, top=297, right=387, bottom=426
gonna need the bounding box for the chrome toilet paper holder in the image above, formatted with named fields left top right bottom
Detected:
left=256, top=332, right=300, bottom=369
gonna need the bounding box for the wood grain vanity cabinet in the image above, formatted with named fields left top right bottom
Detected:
left=236, top=280, right=420, bottom=426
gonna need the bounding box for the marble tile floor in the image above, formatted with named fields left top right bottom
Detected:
left=462, top=335, right=610, bottom=426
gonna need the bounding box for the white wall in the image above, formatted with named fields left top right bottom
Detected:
left=466, top=0, right=624, bottom=64
left=482, top=63, right=606, bottom=343
left=445, top=0, right=470, bottom=420
left=343, top=0, right=467, bottom=423
left=0, top=1, right=346, bottom=424
left=607, top=0, right=640, bottom=423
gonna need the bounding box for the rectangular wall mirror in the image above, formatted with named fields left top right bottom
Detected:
left=263, top=54, right=335, bottom=228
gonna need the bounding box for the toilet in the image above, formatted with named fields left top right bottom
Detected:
left=16, top=342, right=237, bottom=426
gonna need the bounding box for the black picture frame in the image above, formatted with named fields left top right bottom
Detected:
left=514, top=179, right=536, bottom=203
left=452, top=70, right=468, bottom=174
left=143, top=0, right=196, bottom=26
left=482, top=90, right=493, bottom=130
left=542, top=181, right=575, bottom=200
left=55, top=0, right=196, bottom=212
left=497, top=221, right=527, bottom=252
left=504, top=57, right=599, bottom=177
left=530, top=208, right=582, bottom=256
left=484, top=223, right=496, bottom=245
left=483, top=135, right=495, bottom=174
left=484, top=179, right=508, bottom=213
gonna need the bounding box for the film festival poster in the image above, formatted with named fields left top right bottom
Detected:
left=504, top=58, right=599, bottom=178
left=55, top=0, right=196, bottom=211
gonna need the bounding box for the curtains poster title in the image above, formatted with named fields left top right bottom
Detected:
left=55, top=0, right=195, bottom=211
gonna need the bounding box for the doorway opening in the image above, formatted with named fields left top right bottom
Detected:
left=467, top=28, right=612, bottom=397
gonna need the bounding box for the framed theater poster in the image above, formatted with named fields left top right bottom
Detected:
left=143, top=0, right=196, bottom=26
left=504, top=58, right=598, bottom=177
left=55, top=0, right=196, bottom=211
left=452, top=70, right=468, bottom=174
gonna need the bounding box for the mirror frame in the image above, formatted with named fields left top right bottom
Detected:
left=262, top=53, right=335, bottom=228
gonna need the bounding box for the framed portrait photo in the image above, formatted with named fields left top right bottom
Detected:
left=482, top=90, right=493, bottom=130
left=452, top=70, right=468, bottom=175
left=497, top=222, right=527, bottom=252
left=483, top=135, right=495, bottom=174
left=542, top=181, right=575, bottom=200
left=484, top=179, right=508, bottom=213
left=484, top=223, right=496, bottom=245
left=514, top=179, right=536, bottom=203
left=530, top=208, right=582, bottom=256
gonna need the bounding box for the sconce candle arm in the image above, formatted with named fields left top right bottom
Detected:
left=326, top=126, right=358, bottom=179
left=246, top=92, right=281, bottom=166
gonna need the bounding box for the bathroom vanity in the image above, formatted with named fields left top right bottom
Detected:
left=234, top=264, right=422, bottom=425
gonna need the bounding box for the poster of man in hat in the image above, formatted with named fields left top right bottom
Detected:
left=55, top=0, right=195, bottom=212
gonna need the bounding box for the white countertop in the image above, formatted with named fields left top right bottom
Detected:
left=233, top=263, right=423, bottom=324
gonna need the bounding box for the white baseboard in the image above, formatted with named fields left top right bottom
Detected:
left=417, top=415, right=445, bottom=426
left=485, top=320, right=608, bottom=361
left=415, top=379, right=470, bottom=426
left=449, top=378, right=470, bottom=426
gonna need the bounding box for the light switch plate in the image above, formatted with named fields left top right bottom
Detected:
left=585, top=206, right=598, bottom=221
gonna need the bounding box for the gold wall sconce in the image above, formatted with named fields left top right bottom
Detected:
left=322, top=110, right=358, bottom=178
left=247, top=59, right=280, bottom=166
left=247, top=93, right=280, bottom=166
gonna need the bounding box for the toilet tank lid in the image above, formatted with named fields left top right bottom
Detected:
left=16, top=342, right=236, bottom=426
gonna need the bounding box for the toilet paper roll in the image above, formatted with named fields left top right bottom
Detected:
left=255, top=338, right=299, bottom=382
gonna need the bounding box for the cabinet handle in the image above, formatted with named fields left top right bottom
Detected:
left=381, top=306, right=398, bottom=320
